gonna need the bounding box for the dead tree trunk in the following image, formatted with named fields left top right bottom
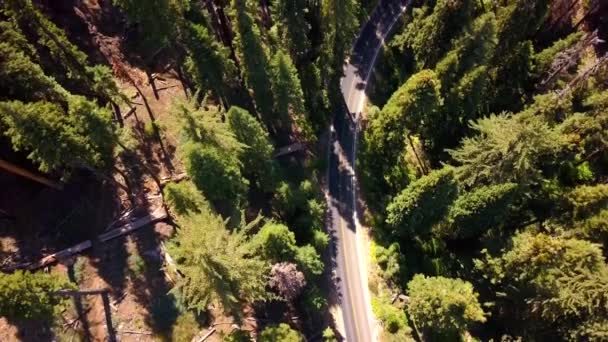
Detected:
left=259, top=0, right=272, bottom=28
left=407, top=134, right=428, bottom=175
left=215, top=1, right=240, bottom=67
left=573, top=0, right=600, bottom=30
left=146, top=70, right=160, bottom=100
left=111, top=101, right=124, bottom=127
left=0, top=159, right=63, bottom=190
left=203, top=0, right=228, bottom=45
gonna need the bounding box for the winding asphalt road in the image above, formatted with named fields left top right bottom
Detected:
left=328, top=0, right=408, bottom=341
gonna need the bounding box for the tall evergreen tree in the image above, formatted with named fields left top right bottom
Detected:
left=231, top=0, right=275, bottom=124
left=448, top=110, right=564, bottom=187
left=5, top=0, right=124, bottom=106
left=184, top=22, right=238, bottom=107
left=407, top=275, right=486, bottom=339
left=435, top=183, right=518, bottom=240
left=433, top=12, right=497, bottom=143
left=184, top=142, right=248, bottom=212
left=270, top=51, right=315, bottom=142
left=0, top=98, right=115, bottom=173
left=0, top=271, right=71, bottom=322
left=169, top=210, right=269, bottom=314
left=319, top=0, right=359, bottom=109
left=396, top=0, right=475, bottom=69
left=364, top=69, right=442, bottom=194
left=0, top=42, right=67, bottom=103
left=476, top=232, right=608, bottom=338
left=271, top=0, right=311, bottom=60
left=227, top=106, right=278, bottom=191
left=171, top=97, right=244, bottom=154
left=386, top=167, right=458, bottom=238
left=112, top=0, right=183, bottom=53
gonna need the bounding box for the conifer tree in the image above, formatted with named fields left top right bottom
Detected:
left=0, top=98, right=115, bottom=173
left=407, top=275, right=486, bottom=338
left=364, top=69, right=442, bottom=192
left=0, top=42, right=67, bottom=103
left=231, top=0, right=275, bottom=123
left=169, top=209, right=269, bottom=314
left=319, top=0, right=359, bottom=109
left=435, top=183, right=518, bottom=240
left=184, top=22, right=238, bottom=107
left=227, top=106, right=278, bottom=191
left=259, top=324, right=304, bottom=342
left=112, top=0, right=183, bottom=53
left=184, top=142, right=248, bottom=211
left=476, top=232, right=608, bottom=337
left=6, top=0, right=125, bottom=106
left=171, top=97, right=244, bottom=154
left=434, top=12, right=497, bottom=140
left=396, top=0, right=475, bottom=69
left=386, top=167, right=458, bottom=238
left=270, top=51, right=315, bottom=141
left=448, top=110, right=564, bottom=187
left=271, top=0, right=311, bottom=60
left=0, top=271, right=71, bottom=322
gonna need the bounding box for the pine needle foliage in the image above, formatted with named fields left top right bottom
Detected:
left=0, top=271, right=72, bottom=321
left=386, top=167, right=458, bottom=238
left=448, top=111, right=563, bottom=187
left=168, top=210, right=269, bottom=314
left=407, top=274, right=486, bottom=336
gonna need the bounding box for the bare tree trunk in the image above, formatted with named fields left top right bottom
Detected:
left=101, top=292, right=117, bottom=342
left=131, top=81, right=157, bottom=122
left=573, top=0, right=599, bottom=30
left=116, top=140, right=162, bottom=190
left=174, top=57, right=191, bottom=99
left=407, top=134, right=428, bottom=175
left=0, top=159, right=63, bottom=190
left=146, top=70, right=160, bottom=100
left=111, top=101, right=124, bottom=127
left=216, top=1, right=240, bottom=67
left=112, top=166, right=136, bottom=204
left=259, top=0, right=272, bottom=28
left=203, top=0, right=227, bottom=44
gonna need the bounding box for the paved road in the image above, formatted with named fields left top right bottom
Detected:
left=328, top=1, right=408, bottom=341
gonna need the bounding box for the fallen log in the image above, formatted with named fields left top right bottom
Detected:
left=117, top=330, right=153, bottom=335
left=160, top=172, right=189, bottom=185
left=195, top=328, right=216, bottom=342
left=2, top=207, right=167, bottom=272
left=123, top=106, right=137, bottom=119
left=2, top=240, right=92, bottom=272
left=98, top=207, right=167, bottom=242
left=273, top=142, right=305, bottom=158
left=55, top=288, right=110, bottom=296
left=156, top=84, right=179, bottom=92
left=0, top=159, right=63, bottom=190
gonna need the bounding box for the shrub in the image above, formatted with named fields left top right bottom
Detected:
left=258, top=323, right=304, bottom=342
left=0, top=271, right=71, bottom=321
left=172, top=312, right=200, bottom=341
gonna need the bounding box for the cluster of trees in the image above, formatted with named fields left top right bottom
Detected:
left=113, top=0, right=362, bottom=142
left=362, top=0, right=608, bottom=340
left=1, top=0, right=365, bottom=338
left=0, top=0, right=364, bottom=176
left=163, top=88, right=330, bottom=335
left=0, top=271, right=72, bottom=323
left=0, top=0, right=122, bottom=176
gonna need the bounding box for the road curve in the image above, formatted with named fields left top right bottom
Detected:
left=328, top=1, right=408, bottom=341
